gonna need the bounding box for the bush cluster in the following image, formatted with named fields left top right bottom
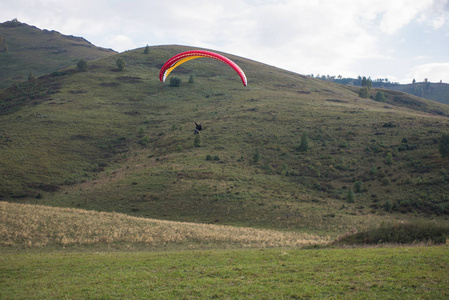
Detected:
left=170, top=77, right=181, bottom=87
left=335, top=221, right=449, bottom=245
left=77, top=59, right=87, bottom=72
left=382, top=197, right=449, bottom=215
left=206, top=155, right=220, bottom=161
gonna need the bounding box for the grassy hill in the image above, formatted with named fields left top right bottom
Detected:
left=1, top=44, right=449, bottom=236
left=0, top=19, right=116, bottom=89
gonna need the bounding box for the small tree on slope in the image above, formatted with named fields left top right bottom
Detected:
left=439, top=132, right=449, bottom=158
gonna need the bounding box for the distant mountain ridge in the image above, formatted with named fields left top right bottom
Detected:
left=0, top=19, right=116, bottom=89
left=386, top=82, right=449, bottom=105
left=316, top=75, right=449, bottom=105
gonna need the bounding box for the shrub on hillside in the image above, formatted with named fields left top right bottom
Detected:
left=170, top=77, right=181, bottom=87
left=77, top=59, right=87, bottom=72
left=359, top=87, right=370, bottom=98
left=354, top=181, right=363, bottom=193
left=139, top=136, right=149, bottom=146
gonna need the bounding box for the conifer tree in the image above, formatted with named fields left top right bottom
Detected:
left=253, top=148, right=261, bottom=162
left=28, top=71, right=35, bottom=81
left=297, top=131, right=309, bottom=152
left=361, top=76, right=367, bottom=87
left=194, top=134, right=201, bottom=147
left=116, top=58, right=126, bottom=71
left=347, top=189, right=355, bottom=203
left=375, top=90, right=386, bottom=102
left=439, top=132, right=449, bottom=158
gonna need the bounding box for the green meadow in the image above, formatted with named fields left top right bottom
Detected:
left=2, top=247, right=448, bottom=299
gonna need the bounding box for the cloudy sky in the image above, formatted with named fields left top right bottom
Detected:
left=2, top=0, right=448, bottom=83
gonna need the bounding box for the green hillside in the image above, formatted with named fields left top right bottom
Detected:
left=1, top=44, right=449, bottom=236
left=0, top=19, right=116, bottom=89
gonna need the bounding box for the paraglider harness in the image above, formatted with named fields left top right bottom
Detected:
left=194, top=122, right=202, bottom=134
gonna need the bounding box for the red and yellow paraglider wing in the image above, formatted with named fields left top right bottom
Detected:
left=162, top=55, right=202, bottom=83
left=159, top=50, right=247, bottom=87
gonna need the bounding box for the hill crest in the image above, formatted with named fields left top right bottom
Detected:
left=0, top=19, right=116, bottom=89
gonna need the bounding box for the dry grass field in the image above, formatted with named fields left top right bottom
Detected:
left=0, top=201, right=329, bottom=250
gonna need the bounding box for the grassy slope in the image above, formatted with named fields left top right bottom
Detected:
left=0, top=20, right=116, bottom=89
left=1, top=44, right=449, bottom=236
left=2, top=246, right=448, bottom=299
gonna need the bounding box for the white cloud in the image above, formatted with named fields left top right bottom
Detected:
left=107, top=35, right=136, bottom=52
left=1, top=0, right=448, bottom=83
left=378, top=0, right=434, bottom=34
left=432, top=16, right=446, bottom=28
left=406, top=62, right=449, bottom=82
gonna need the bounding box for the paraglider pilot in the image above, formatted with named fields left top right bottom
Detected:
left=194, top=122, right=202, bottom=134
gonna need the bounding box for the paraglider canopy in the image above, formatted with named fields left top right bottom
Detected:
left=159, top=50, right=247, bottom=87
